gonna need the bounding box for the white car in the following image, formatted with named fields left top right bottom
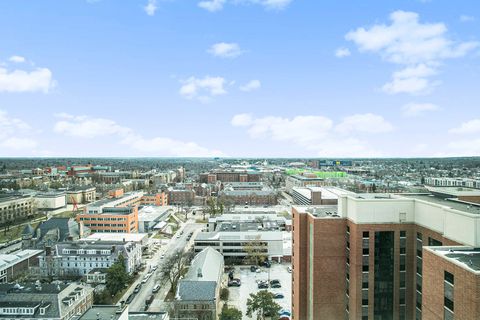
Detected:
left=287, top=266, right=292, bottom=273
left=160, top=254, right=165, bottom=259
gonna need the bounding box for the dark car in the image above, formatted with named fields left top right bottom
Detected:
left=228, top=279, right=241, bottom=287
left=262, top=260, right=271, bottom=268
left=126, top=294, right=135, bottom=304
left=273, top=293, right=284, bottom=299
left=250, top=265, right=258, bottom=272
left=258, top=282, right=269, bottom=289
left=271, top=283, right=282, bottom=288
left=270, top=279, right=280, bottom=285
left=228, top=271, right=234, bottom=280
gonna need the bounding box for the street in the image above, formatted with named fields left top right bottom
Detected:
left=125, top=220, right=204, bottom=312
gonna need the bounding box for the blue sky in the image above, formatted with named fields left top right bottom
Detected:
left=0, top=0, right=479, bottom=157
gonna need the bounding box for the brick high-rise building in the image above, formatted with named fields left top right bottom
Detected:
left=292, top=192, right=480, bottom=320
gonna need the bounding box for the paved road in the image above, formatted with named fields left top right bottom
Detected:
left=126, top=221, right=204, bottom=312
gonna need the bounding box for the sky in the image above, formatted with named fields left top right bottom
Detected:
left=0, top=0, right=479, bottom=158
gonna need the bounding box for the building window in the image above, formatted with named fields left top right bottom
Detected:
left=400, top=230, right=406, bottom=238
left=428, top=237, right=443, bottom=246
left=374, top=231, right=394, bottom=319
left=363, top=231, right=369, bottom=238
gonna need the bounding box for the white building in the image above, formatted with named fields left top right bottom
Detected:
left=38, top=240, right=142, bottom=277
left=35, top=191, right=67, bottom=211
left=138, top=206, right=172, bottom=233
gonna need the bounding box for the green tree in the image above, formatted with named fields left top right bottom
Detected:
left=220, top=306, right=242, bottom=320
left=203, top=197, right=224, bottom=218
left=246, top=290, right=281, bottom=320
left=106, top=255, right=130, bottom=296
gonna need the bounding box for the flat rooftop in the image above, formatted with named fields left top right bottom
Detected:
left=299, top=205, right=340, bottom=218
left=401, top=194, right=480, bottom=215
left=428, top=246, right=480, bottom=273
left=426, top=186, right=480, bottom=197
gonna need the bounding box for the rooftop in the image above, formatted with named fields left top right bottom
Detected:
left=0, top=250, right=43, bottom=270
left=401, top=193, right=480, bottom=215
left=427, top=246, right=480, bottom=273
left=425, top=186, right=480, bottom=197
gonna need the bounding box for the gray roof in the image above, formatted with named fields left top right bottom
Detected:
left=176, top=281, right=217, bottom=301
left=22, top=224, right=35, bottom=235
left=35, top=218, right=87, bottom=242
left=184, top=247, right=223, bottom=282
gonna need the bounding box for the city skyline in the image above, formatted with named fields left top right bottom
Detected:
left=1, top=0, right=479, bottom=158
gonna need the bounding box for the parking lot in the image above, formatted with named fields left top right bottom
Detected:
left=227, top=263, right=291, bottom=317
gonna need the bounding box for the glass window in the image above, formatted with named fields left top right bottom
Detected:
left=444, top=271, right=454, bottom=285
left=363, top=231, right=369, bottom=238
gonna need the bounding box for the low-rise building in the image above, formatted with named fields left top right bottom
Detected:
left=174, top=247, right=224, bottom=320
left=141, top=192, right=168, bottom=206
left=218, top=182, right=277, bottom=206
left=285, top=173, right=326, bottom=193
left=0, top=194, right=34, bottom=226
left=66, top=187, right=96, bottom=204
left=35, top=191, right=67, bottom=211
left=38, top=240, right=141, bottom=277
left=137, top=206, right=172, bottom=233
left=0, top=250, right=42, bottom=283
left=0, top=282, right=93, bottom=320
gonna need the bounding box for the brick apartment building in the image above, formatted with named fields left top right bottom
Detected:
left=292, top=191, right=480, bottom=320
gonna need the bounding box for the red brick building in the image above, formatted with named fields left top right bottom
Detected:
left=292, top=192, right=480, bottom=320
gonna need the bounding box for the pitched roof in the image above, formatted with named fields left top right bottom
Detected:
left=184, top=247, right=223, bottom=282
left=176, top=280, right=217, bottom=301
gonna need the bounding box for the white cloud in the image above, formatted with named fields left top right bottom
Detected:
left=346, top=10, right=479, bottom=95
left=198, top=0, right=225, bottom=12
left=240, top=79, right=261, bottom=92
left=53, top=114, right=224, bottom=157
left=231, top=113, right=253, bottom=127
left=0, top=137, right=37, bottom=150
left=144, top=0, right=157, bottom=16
left=447, top=139, right=480, bottom=156
left=0, top=66, right=55, bottom=93
left=179, top=76, right=227, bottom=103
left=54, top=114, right=131, bottom=138
left=231, top=113, right=391, bottom=157
left=335, top=47, right=351, bottom=58
left=460, top=15, right=475, bottom=22
left=402, top=102, right=439, bottom=117
left=198, top=0, right=292, bottom=12
left=208, top=42, right=243, bottom=58
left=0, top=110, right=37, bottom=150
left=9, top=56, right=26, bottom=63
left=335, top=113, right=394, bottom=134
left=449, top=119, right=480, bottom=134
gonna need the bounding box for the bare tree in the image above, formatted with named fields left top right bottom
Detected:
left=159, top=249, right=194, bottom=294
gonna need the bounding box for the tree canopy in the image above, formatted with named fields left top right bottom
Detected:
left=246, top=290, right=281, bottom=320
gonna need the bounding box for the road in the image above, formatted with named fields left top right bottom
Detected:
left=125, top=220, right=204, bottom=312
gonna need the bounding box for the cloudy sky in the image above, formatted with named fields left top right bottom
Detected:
left=0, top=0, right=479, bottom=158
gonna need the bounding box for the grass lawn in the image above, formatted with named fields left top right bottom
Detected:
left=0, top=221, right=40, bottom=243
left=54, top=210, right=77, bottom=218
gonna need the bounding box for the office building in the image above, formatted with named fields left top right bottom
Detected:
left=66, top=187, right=96, bottom=204
left=292, top=191, right=480, bottom=320
left=76, top=192, right=143, bottom=233
left=0, top=194, right=34, bottom=225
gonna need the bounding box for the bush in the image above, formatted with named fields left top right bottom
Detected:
left=220, top=287, right=230, bottom=301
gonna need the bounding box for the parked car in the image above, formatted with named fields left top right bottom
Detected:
left=228, top=279, right=241, bottom=287
left=273, top=293, right=284, bottom=299
left=134, top=284, right=142, bottom=293
left=228, top=271, right=234, bottom=280
left=287, top=266, right=292, bottom=273
left=270, top=279, right=280, bottom=285
left=152, top=284, right=160, bottom=293
left=271, top=283, right=282, bottom=288
left=257, top=280, right=269, bottom=289
left=160, top=254, right=165, bottom=259
left=145, top=294, right=154, bottom=305
left=250, top=265, right=258, bottom=272
left=262, top=260, right=271, bottom=268
left=126, top=294, right=135, bottom=304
